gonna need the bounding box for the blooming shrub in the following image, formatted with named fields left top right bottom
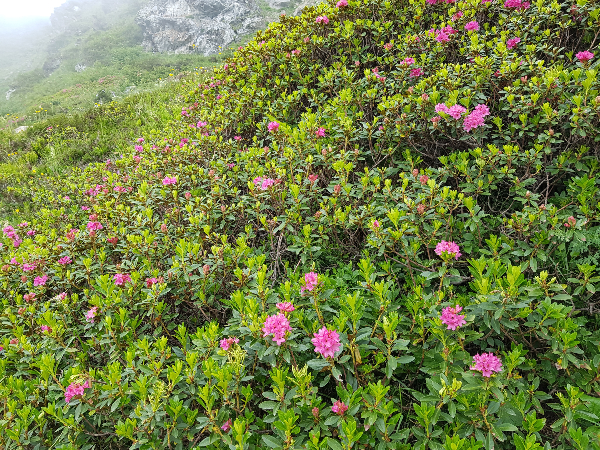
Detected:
left=1, top=0, right=600, bottom=449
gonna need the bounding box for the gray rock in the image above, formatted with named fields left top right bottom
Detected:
left=14, top=126, right=29, bottom=133
left=136, top=0, right=320, bottom=55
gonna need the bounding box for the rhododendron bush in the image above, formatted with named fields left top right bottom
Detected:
left=1, top=0, right=600, bottom=449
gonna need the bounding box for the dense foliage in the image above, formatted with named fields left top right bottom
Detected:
left=1, top=0, right=600, bottom=449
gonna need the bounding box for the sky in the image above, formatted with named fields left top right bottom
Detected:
left=0, top=0, right=67, bottom=19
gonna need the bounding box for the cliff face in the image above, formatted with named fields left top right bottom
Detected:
left=136, top=0, right=317, bottom=55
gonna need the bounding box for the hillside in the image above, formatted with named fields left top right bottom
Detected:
left=1, top=0, right=600, bottom=449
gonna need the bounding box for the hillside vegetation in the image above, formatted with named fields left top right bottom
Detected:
left=0, top=0, right=230, bottom=124
left=1, top=0, right=600, bottom=449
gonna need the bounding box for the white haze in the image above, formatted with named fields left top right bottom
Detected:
left=0, top=0, right=67, bottom=19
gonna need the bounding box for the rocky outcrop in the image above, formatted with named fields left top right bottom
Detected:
left=136, top=0, right=320, bottom=55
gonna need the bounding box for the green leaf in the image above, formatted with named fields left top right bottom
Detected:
left=262, top=435, right=284, bottom=448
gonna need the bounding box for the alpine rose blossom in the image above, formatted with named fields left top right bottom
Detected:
left=336, top=0, right=348, bottom=7
left=86, top=307, right=98, bottom=323
left=267, top=121, right=280, bottom=132
left=409, top=68, right=423, bottom=77
left=41, top=325, right=52, bottom=333
left=301, top=271, right=319, bottom=294
left=332, top=400, right=348, bottom=415
left=448, top=104, right=467, bottom=119
left=162, top=176, right=177, bottom=185
left=507, top=37, right=521, bottom=48
left=262, top=313, right=292, bottom=345
left=435, top=241, right=462, bottom=260
left=65, top=380, right=91, bottom=404
left=114, top=273, right=132, bottom=286
left=87, top=221, right=103, bottom=231
left=58, top=256, right=72, bottom=265
left=34, top=275, right=48, bottom=287
left=276, top=302, right=295, bottom=312
left=470, top=353, right=503, bottom=377
left=312, top=327, right=342, bottom=358
left=464, top=21, right=480, bottom=31
left=221, top=419, right=232, bottom=432
left=220, top=337, right=240, bottom=351
left=316, top=127, right=326, bottom=137
left=253, top=176, right=276, bottom=190
left=440, top=305, right=467, bottom=330
left=576, top=51, right=594, bottom=62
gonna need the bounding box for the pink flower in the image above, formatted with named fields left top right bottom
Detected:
left=262, top=313, right=292, bottom=345
left=312, top=327, right=342, bottom=358
left=409, top=68, right=423, bottom=77
left=227, top=163, right=235, bottom=169
left=146, top=277, right=159, bottom=288
left=419, top=175, right=429, bottom=185
left=221, top=419, right=232, bottom=432
left=470, top=353, right=503, bottom=377
left=301, top=271, right=319, bottom=294
left=253, top=177, right=276, bottom=190
left=234, top=136, right=242, bottom=141
left=86, top=307, right=98, bottom=323
left=332, top=400, right=348, bottom=415
left=34, top=275, right=48, bottom=287
left=435, top=30, right=450, bottom=42
left=507, top=37, right=521, bottom=49
left=162, top=176, right=177, bottom=185
left=373, top=219, right=380, bottom=228
left=58, top=256, right=72, bottom=265
left=336, top=0, right=348, bottom=7
left=41, top=325, right=52, bottom=333
left=22, top=263, right=36, bottom=272
left=87, top=221, right=103, bottom=231
left=452, top=11, right=464, bottom=20
left=463, top=104, right=490, bottom=132
left=267, top=121, right=280, bottom=132
left=312, top=407, right=319, bottom=417
left=220, top=337, right=240, bottom=351
left=315, top=15, right=329, bottom=24
left=576, top=51, right=594, bottom=63
left=504, top=0, right=529, bottom=9
left=276, top=302, right=295, bottom=312
left=65, top=380, right=91, bottom=404
left=113, top=273, right=132, bottom=286
left=464, top=21, right=479, bottom=31
left=137, top=137, right=144, bottom=143
left=435, top=103, right=449, bottom=114
left=197, top=121, right=207, bottom=128
left=448, top=105, right=467, bottom=119
left=57, top=292, right=67, bottom=300
left=435, top=241, right=462, bottom=260
left=440, top=305, right=467, bottom=330
left=134, top=145, right=143, bottom=152
left=315, top=127, right=326, bottom=137
left=308, top=174, right=318, bottom=184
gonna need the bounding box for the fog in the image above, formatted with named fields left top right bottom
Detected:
left=0, top=0, right=67, bottom=19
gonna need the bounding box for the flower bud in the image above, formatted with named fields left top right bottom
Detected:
left=203, top=265, right=210, bottom=276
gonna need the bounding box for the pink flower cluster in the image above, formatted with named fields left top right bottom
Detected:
left=34, top=275, right=48, bottom=287
left=221, top=419, right=232, bottom=432
left=3, top=226, right=22, bottom=248
left=507, top=37, right=521, bottom=49
left=163, top=176, right=177, bottom=185
left=504, top=0, right=530, bottom=9
left=436, top=103, right=466, bottom=119
left=410, top=68, right=423, bottom=78
left=86, top=307, right=99, bottom=323
left=576, top=51, right=594, bottom=63
left=426, top=0, right=455, bottom=4
left=400, top=57, right=415, bottom=66
left=65, top=380, right=91, bottom=404
left=332, top=400, right=348, bottom=415
left=463, top=104, right=491, bottom=132
left=87, top=221, right=103, bottom=232
left=267, top=121, right=280, bottom=132
left=315, top=15, right=329, bottom=24
left=440, top=305, right=467, bottom=330
left=253, top=176, right=276, bottom=190
left=470, top=353, right=503, bottom=377
left=220, top=336, right=240, bottom=351
left=41, top=325, right=52, bottom=333
left=276, top=302, right=295, bottom=312
left=464, top=21, right=480, bottom=31
left=114, top=273, right=132, bottom=286
left=315, top=127, right=326, bottom=137
left=301, top=271, right=319, bottom=294
left=312, top=327, right=341, bottom=358
left=262, top=313, right=292, bottom=345
left=435, top=241, right=462, bottom=260
left=336, top=0, right=348, bottom=7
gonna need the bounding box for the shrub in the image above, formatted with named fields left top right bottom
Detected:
left=1, top=0, right=600, bottom=449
